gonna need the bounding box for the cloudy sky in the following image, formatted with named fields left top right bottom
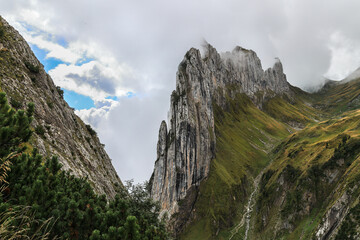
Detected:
left=2, top=0, right=360, bottom=183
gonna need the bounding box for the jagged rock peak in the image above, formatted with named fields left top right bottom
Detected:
left=181, top=44, right=290, bottom=100
left=151, top=43, right=292, bottom=217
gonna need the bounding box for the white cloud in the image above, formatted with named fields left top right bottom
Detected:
left=3, top=0, right=360, bottom=183
left=3, top=16, right=137, bottom=102
left=25, top=33, right=83, bottom=64
left=97, top=91, right=168, bottom=183
left=75, top=99, right=119, bottom=127
left=4, top=15, right=78, bottom=63
left=49, top=61, right=132, bottom=101
left=75, top=107, right=109, bottom=127
left=325, top=32, right=360, bottom=80
left=94, top=98, right=119, bottom=108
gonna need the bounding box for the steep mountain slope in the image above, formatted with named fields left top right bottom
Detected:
left=252, top=78, right=360, bottom=240
left=0, top=92, right=168, bottom=239
left=150, top=44, right=320, bottom=238
left=0, top=16, right=122, bottom=197
left=179, top=93, right=290, bottom=239
left=315, top=77, right=360, bottom=115
left=254, top=108, right=360, bottom=239
left=151, top=43, right=360, bottom=239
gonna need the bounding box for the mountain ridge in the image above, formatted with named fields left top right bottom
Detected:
left=151, top=43, right=360, bottom=239
left=150, top=43, right=293, bottom=214
left=0, top=16, right=122, bottom=198
left=150, top=43, right=307, bottom=237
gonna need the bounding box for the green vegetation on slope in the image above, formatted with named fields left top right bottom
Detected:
left=314, top=78, right=360, bottom=115
left=263, top=93, right=319, bottom=128
left=179, top=79, right=360, bottom=239
left=0, top=92, right=168, bottom=239
left=177, top=72, right=360, bottom=239
left=335, top=199, right=360, bottom=239
left=255, top=109, right=360, bottom=239
left=180, top=93, right=290, bottom=239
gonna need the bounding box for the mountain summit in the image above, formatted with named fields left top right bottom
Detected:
left=151, top=44, right=360, bottom=239
left=150, top=44, right=292, bottom=215
left=150, top=44, right=295, bottom=235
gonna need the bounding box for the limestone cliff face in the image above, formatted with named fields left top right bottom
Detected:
left=150, top=44, right=291, bottom=215
left=0, top=16, right=122, bottom=198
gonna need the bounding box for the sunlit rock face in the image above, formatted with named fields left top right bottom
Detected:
left=150, top=43, right=291, bottom=216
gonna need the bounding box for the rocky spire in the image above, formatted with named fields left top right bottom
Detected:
left=151, top=47, right=216, bottom=214
left=151, top=44, right=291, bottom=216
left=264, top=58, right=290, bottom=95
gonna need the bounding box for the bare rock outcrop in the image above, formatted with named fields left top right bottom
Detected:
left=150, top=43, right=291, bottom=216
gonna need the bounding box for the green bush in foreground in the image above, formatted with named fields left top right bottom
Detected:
left=0, top=92, right=168, bottom=239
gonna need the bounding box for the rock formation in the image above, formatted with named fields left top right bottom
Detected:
left=150, top=43, right=291, bottom=216
left=0, top=16, right=122, bottom=198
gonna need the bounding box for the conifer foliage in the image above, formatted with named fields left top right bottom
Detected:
left=0, top=93, right=168, bottom=239
left=0, top=92, right=33, bottom=158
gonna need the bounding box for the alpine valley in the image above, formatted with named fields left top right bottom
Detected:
left=1, top=14, right=360, bottom=240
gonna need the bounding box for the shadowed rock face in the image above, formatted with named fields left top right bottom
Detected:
left=150, top=44, right=291, bottom=216
left=0, top=16, right=122, bottom=198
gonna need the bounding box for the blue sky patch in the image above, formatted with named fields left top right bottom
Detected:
left=30, top=42, right=96, bottom=111
left=30, top=44, right=65, bottom=72
left=126, top=92, right=135, bottom=98
left=21, top=21, right=41, bottom=36
left=63, top=89, right=95, bottom=110
left=76, top=57, right=94, bottom=66
left=105, top=96, right=118, bottom=101
left=54, top=36, right=68, bottom=47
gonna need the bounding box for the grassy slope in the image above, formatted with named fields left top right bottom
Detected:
left=180, top=78, right=360, bottom=239
left=254, top=108, right=360, bottom=239
left=180, top=94, right=290, bottom=239
left=263, top=87, right=320, bottom=127
left=314, top=78, right=360, bottom=115
left=251, top=79, right=360, bottom=239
